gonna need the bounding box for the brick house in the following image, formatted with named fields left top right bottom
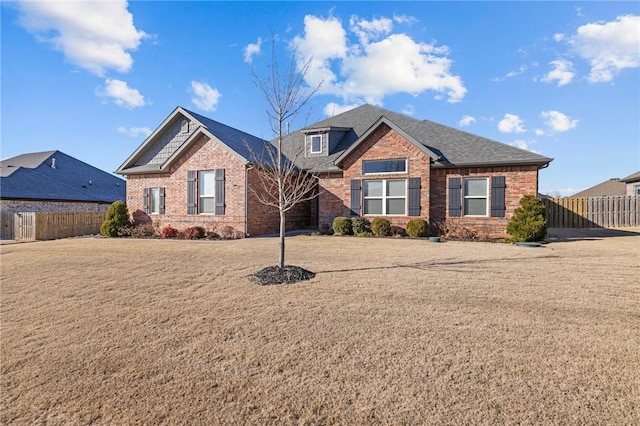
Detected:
left=116, top=104, right=552, bottom=238
left=1, top=150, right=126, bottom=214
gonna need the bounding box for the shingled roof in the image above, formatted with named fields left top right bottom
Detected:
left=279, top=104, right=552, bottom=172
left=572, top=178, right=627, bottom=197
left=116, top=107, right=269, bottom=174
left=1, top=151, right=126, bottom=203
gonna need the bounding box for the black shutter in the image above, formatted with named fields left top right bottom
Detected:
left=350, top=180, right=361, bottom=216
left=159, top=187, right=165, bottom=214
left=408, top=177, right=421, bottom=216
left=187, top=171, right=196, bottom=214
left=491, top=176, right=506, bottom=217
left=448, top=177, right=462, bottom=217
left=143, top=188, right=149, bottom=214
left=215, top=169, right=225, bottom=215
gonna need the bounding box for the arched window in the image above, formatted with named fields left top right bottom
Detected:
left=181, top=120, right=189, bottom=133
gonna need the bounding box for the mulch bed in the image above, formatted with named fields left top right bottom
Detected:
left=249, top=265, right=316, bottom=285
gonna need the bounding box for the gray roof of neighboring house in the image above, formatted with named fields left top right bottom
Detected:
left=572, top=178, right=627, bottom=197
left=278, top=104, right=553, bottom=172
left=116, top=107, right=270, bottom=174
left=1, top=150, right=126, bottom=203
left=620, top=170, right=640, bottom=183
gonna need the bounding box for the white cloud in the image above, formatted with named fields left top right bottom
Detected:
left=292, top=14, right=466, bottom=105
left=190, top=81, right=221, bottom=112
left=393, top=14, right=418, bottom=25
left=349, top=15, right=393, bottom=45
left=534, top=129, right=545, bottom=136
left=569, top=14, right=640, bottom=83
left=459, top=115, right=476, bottom=126
left=323, top=102, right=361, bottom=117
left=117, top=126, right=152, bottom=138
left=542, top=59, right=575, bottom=86
left=402, top=104, right=415, bottom=116
left=553, top=33, right=566, bottom=42
left=97, top=79, right=145, bottom=108
left=511, top=140, right=530, bottom=150
left=244, top=37, right=262, bottom=63
left=17, top=0, right=147, bottom=76
left=498, top=114, right=526, bottom=133
left=541, top=110, right=578, bottom=132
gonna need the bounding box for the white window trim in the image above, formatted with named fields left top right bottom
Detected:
left=181, top=120, right=189, bottom=133
left=363, top=179, right=407, bottom=216
left=362, top=158, right=408, bottom=175
left=307, top=134, right=323, bottom=154
left=150, top=187, right=160, bottom=214
left=463, top=177, right=489, bottom=217
left=198, top=170, right=215, bottom=215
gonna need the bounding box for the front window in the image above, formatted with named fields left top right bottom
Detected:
left=363, top=159, right=407, bottom=175
left=635, top=184, right=640, bottom=196
left=310, top=135, right=322, bottom=153
left=198, top=170, right=215, bottom=214
left=364, top=179, right=406, bottom=215
left=464, top=178, right=488, bottom=216
left=150, top=188, right=160, bottom=214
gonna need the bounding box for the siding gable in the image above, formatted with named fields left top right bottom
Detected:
left=136, top=117, right=196, bottom=166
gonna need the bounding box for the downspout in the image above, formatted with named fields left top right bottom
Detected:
left=245, top=164, right=254, bottom=237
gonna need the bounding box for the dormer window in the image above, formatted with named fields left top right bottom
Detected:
left=310, top=135, right=322, bottom=153
left=306, top=133, right=325, bottom=156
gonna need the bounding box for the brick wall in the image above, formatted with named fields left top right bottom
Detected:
left=246, top=167, right=314, bottom=236
left=429, top=165, right=540, bottom=238
left=318, top=124, right=432, bottom=230
left=126, top=134, right=248, bottom=235
left=316, top=124, right=541, bottom=238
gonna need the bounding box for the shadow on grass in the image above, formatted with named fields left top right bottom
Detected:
left=547, top=227, right=640, bottom=243
left=316, top=255, right=559, bottom=275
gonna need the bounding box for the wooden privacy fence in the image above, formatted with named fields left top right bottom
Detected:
left=0, top=211, right=106, bottom=241
left=543, top=196, right=640, bottom=228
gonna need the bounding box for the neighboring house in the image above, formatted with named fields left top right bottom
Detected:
left=117, top=104, right=552, bottom=238
left=620, top=171, right=640, bottom=196
left=572, top=178, right=627, bottom=197
left=1, top=150, right=126, bottom=214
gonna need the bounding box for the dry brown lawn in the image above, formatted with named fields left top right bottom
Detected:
left=1, top=230, right=639, bottom=425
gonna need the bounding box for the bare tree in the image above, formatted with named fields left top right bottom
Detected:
left=249, top=41, right=322, bottom=269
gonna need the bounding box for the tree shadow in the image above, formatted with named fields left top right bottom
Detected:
left=547, top=227, right=640, bottom=243
left=316, top=255, right=559, bottom=275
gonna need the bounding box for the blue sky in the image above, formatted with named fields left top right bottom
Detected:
left=2, top=1, right=639, bottom=196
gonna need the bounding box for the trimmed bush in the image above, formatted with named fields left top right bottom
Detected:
left=183, top=226, right=206, bottom=240
left=507, top=195, right=548, bottom=242
left=351, top=217, right=371, bottom=234
left=406, top=218, right=429, bottom=238
left=160, top=226, right=179, bottom=239
left=100, top=201, right=131, bottom=237
left=370, top=217, right=391, bottom=236
left=332, top=216, right=353, bottom=235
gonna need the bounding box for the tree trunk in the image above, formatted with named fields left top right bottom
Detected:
left=279, top=208, right=285, bottom=268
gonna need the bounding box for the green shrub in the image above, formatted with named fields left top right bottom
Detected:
left=507, top=195, right=548, bottom=242
left=406, top=218, right=429, bottom=238
left=100, top=201, right=131, bottom=237
left=183, top=226, right=206, bottom=240
left=370, top=217, right=391, bottom=236
left=332, top=216, right=353, bottom=235
left=351, top=217, right=371, bottom=234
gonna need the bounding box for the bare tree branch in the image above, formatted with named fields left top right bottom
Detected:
left=247, top=36, right=324, bottom=268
